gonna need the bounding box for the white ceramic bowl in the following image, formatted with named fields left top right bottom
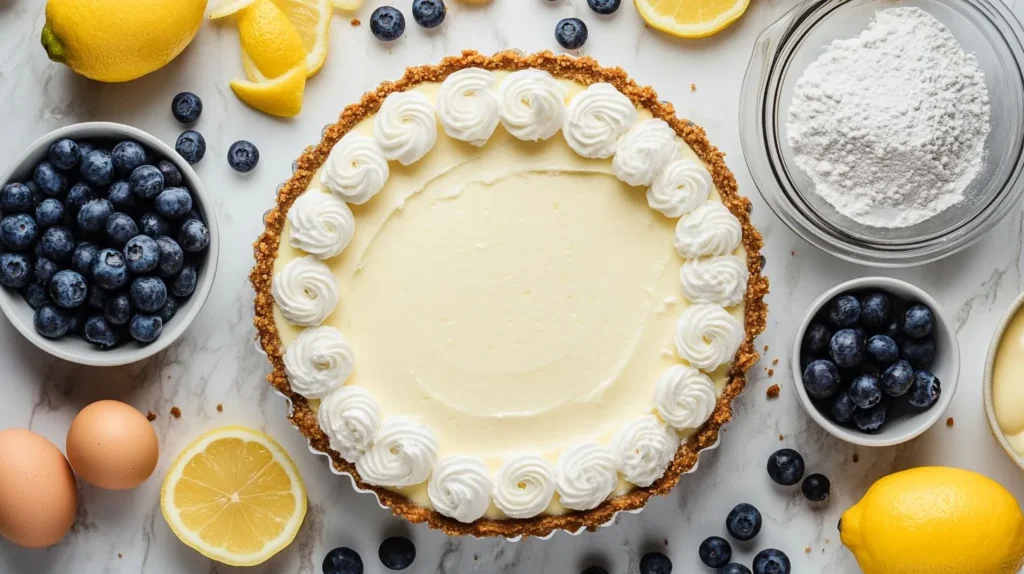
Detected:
left=983, top=292, right=1024, bottom=471
left=791, top=277, right=960, bottom=447
left=0, top=122, right=219, bottom=366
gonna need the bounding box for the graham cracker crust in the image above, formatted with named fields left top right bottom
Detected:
left=250, top=50, right=769, bottom=539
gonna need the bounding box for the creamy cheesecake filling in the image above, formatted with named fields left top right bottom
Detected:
left=272, top=77, right=745, bottom=518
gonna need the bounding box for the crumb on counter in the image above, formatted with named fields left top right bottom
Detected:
left=217, top=403, right=224, bottom=412
left=772, top=358, right=779, bottom=366
left=766, top=384, right=781, bottom=398
left=778, top=433, right=785, bottom=441
left=146, top=411, right=157, bottom=422
left=117, top=553, right=123, bottom=559
left=170, top=406, right=181, bottom=419
left=946, top=417, right=954, bottom=427
left=690, top=83, right=696, bottom=91
left=763, top=344, right=769, bottom=352
left=853, top=453, right=859, bottom=463
left=351, top=18, right=361, bottom=26
left=767, top=368, right=775, bottom=377
left=805, top=547, right=811, bottom=554
left=791, top=250, right=796, bottom=256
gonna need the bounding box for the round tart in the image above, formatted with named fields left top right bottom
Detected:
left=252, top=50, right=768, bottom=538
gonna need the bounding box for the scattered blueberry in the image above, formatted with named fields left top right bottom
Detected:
left=639, top=552, right=672, bottom=574
left=130, top=165, right=164, bottom=199
left=378, top=536, right=415, bottom=570
left=555, top=17, right=588, bottom=50
left=158, top=294, right=179, bottom=323
left=77, top=198, right=115, bottom=233
left=766, top=448, right=804, bottom=486
left=35, top=258, right=58, bottom=286
left=71, top=242, right=98, bottom=275
left=718, top=565, right=751, bottom=574
left=87, top=284, right=108, bottom=310
left=0, top=214, right=38, bottom=251
left=848, top=374, right=883, bottom=409
left=587, top=0, right=620, bottom=14
left=130, top=276, right=167, bottom=313
left=175, top=130, right=206, bottom=165
left=172, top=92, right=203, bottom=124
left=157, top=160, right=183, bottom=187
left=801, top=474, right=830, bottom=504
left=370, top=6, right=406, bottom=41
left=40, top=226, right=75, bottom=261
left=139, top=212, right=170, bottom=238
left=752, top=549, right=791, bottom=574
left=112, top=141, right=147, bottom=174
left=866, top=335, right=899, bottom=364
left=84, top=315, right=119, bottom=348
left=1, top=183, right=34, bottom=212
left=48, top=139, right=81, bottom=171
left=860, top=292, right=892, bottom=328
left=80, top=150, right=114, bottom=187
left=34, top=305, right=70, bottom=339
left=92, top=248, right=129, bottom=290
left=907, top=371, right=941, bottom=409
left=802, top=359, right=840, bottom=400
left=178, top=219, right=210, bottom=252
left=853, top=403, right=887, bottom=433
left=726, top=503, right=762, bottom=542
left=155, top=235, right=184, bottom=278
left=49, top=270, right=88, bottom=308
left=322, top=547, right=363, bottom=574
left=699, top=536, right=732, bottom=569
left=411, top=0, right=446, bottom=28
left=123, top=235, right=161, bottom=275
left=170, top=264, right=197, bottom=297
left=803, top=323, right=830, bottom=356
left=65, top=182, right=96, bottom=214
left=828, top=294, right=861, bottom=328
left=155, top=188, right=193, bottom=219
left=227, top=141, right=260, bottom=173
left=0, top=253, right=32, bottom=288
left=902, top=304, right=934, bottom=338
left=106, top=213, right=139, bottom=247
left=900, top=338, right=935, bottom=369
left=881, top=360, right=914, bottom=397
left=829, top=329, right=864, bottom=368
left=104, top=293, right=132, bottom=326
left=831, top=393, right=856, bottom=424
left=107, top=180, right=135, bottom=210
left=35, top=198, right=65, bottom=228
left=33, top=162, right=68, bottom=196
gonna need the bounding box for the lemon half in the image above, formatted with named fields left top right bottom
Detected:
left=634, top=0, right=750, bottom=39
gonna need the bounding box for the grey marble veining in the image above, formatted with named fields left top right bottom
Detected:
left=3, top=0, right=1024, bottom=572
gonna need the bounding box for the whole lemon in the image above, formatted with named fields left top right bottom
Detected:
left=41, top=0, right=207, bottom=83
left=841, top=467, right=1024, bottom=574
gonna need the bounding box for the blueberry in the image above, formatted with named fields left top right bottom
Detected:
left=35, top=198, right=65, bottom=228
left=853, top=403, right=887, bottom=433
left=76, top=141, right=96, bottom=158
left=130, top=165, right=164, bottom=199
left=0, top=253, right=32, bottom=288
left=65, top=182, right=96, bottom=214
left=182, top=209, right=203, bottom=224
left=801, top=474, right=830, bottom=504
left=370, top=6, right=406, bottom=41
left=67, top=311, right=84, bottom=335
left=227, top=140, right=260, bottom=173
left=753, top=548, right=791, bottom=574
left=175, top=130, right=206, bottom=165
left=22, top=282, right=49, bottom=309
left=555, top=17, right=588, bottom=50
left=24, top=181, right=43, bottom=207
left=106, top=213, right=139, bottom=247
left=827, top=294, right=860, bottom=327
left=86, top=284, right=108, bottom=310
left=829, top=328, right=864, bottom=368
left=107, top=180, right=135, bottom=210
left=831, top=393, right=856, bottom=424
left=766, top=448, right=805, bottom=486
left=848, top=374, right=883, bottom=409
left=84, top=315, right=119, bottom=348
left=587, top=0, right=620, bottom=14
left=581, top=568, right=608, bottom=574
left=900, top=338, right=935, bottom=369
left=91, top=248, right=129, bottom=290
left=170, top=264, right=197, bottom=297
left=1, top=183, right=34, bottom=212
left=39, top=226, right=75, bottom=261
left=639, top=552, right=672, bottom=574
left=33, top=162, right=68, bottom=197
left=172, top=92, right=203, bottom=124
left=35, top=257, right=58, bottom=285
left=907, top=371, right=941, bottom=408
left=112, top=141, right=147, bottom=174
left=158, top=294, right=179, bottom=323
left=77, top=198, right=115, bottom=233
left=802, top=323, right=830, bottom=356
left=322, top=547, right=363, bottom=574
left=155, top=235, right=184, bottom=277
left=34, top=305, right=70, bottom=338
left=80, top=150, right=114, bottom=187
left=881, top=360, right=914, bottom=397
left=411, top=0, right=446, bottom=28
left=123, top=235, right=160, bottom=274
left=48, top=139, right=81, bottom=171
left=726, top=503, right=762, bottom=541
left=157, top=160, right=183, bottom=187
left=0, top=214, right=38, bottom=251
left=178, top=219, right=210, bottom=252
left=130, top=276, right=167, bottom=313
left=71, top=242, right=99, bottom=275
left=802, top=359, right=840, bottom=400
left=155, top=188, right=193, bottom=219
left=699, top=536, right=732, bottom=568
left=902, top=304, right=934, bottom=338
left=718, top=565, right=751, bottom=574
left=104, top=293, right=132, bottom=326
left=139, top=212, right=170, bottom=238
left=49, top=270, right=87, bottom=308
left=866, top=335, right=899, bottom=364
left=378, top=536, right=415, bottom=570
left=128, top=314, right=162, bottom=343
left=860, top=292, right=892, bottom=328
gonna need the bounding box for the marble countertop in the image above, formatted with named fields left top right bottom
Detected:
left=3, top=0, right=1024, bottom=572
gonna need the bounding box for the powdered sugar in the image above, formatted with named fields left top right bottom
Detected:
left=787, top=7, right=991, bottom=229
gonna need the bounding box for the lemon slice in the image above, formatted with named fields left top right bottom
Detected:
left=160, top=427, right=307, bottom=567
left=270, top=0, right=333, bottom=77
left=634, top=0, right=750, bottom=39
left=230, top=64, right=307, bottom=117
left=239, top=0, right=307, bottom=80
left=331, top=0, right=364, bottom=10
left=209, top=0, right=257, bottom=19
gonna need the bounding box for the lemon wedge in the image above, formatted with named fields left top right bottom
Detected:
left=238, top=0, right=307, bottom=80
left=331, top=0, right=364, bottom=10
left=270, top=0, right=332, bottom=77
left=209, top=0, right=257, bottom=19
left=634, top=0, right=750, bottom=39
left=160, top=427, right=307, bottom=567
left=230, top=64, right=307, bottom=117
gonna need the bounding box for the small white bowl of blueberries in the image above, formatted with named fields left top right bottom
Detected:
left=792, top=277, right=960, bottom=447
left=0, top=121, right=219, bottom=367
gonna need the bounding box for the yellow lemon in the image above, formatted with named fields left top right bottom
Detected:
left=230, top=65, right=307, bottom=117
left=841, top=467, right=1024, bottom=574
left=238, top=0, right=307, bottom=80
left=271, top=0, right=333, bottom=78
left=41, top=0, right=206, bottom=83
left=209, top=0, right=258, bottom=20
left=634, top=0, right=750, bottom=39
left=160, top=427, right=307, bottom=567
left=331, top=0, right=364, bottom=11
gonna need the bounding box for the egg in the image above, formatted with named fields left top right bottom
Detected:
left=66, top=400, right=159, bottom=490
left=0, top=428, right=78, bottom=548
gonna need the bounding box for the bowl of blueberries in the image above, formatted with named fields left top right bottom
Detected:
left=792, top=277, right=959, bottom=447
left=0, top=122, right=218, bottom=367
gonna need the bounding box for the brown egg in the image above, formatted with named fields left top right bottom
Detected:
left=0, top=428, right=78, bottom=548
left=66, top=400, right=159, bottom=490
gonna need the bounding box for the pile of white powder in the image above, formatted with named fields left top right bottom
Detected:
left=787, top=7, right=991, bottom=229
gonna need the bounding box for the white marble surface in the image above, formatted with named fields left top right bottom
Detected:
left=3, top=0, right=1024, bottom=572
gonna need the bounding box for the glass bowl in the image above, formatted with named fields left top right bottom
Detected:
left=740, top=0, right=1024, bottom=266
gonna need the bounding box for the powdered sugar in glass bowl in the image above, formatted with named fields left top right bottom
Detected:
left=740, top=0, right=1024, bottom=266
